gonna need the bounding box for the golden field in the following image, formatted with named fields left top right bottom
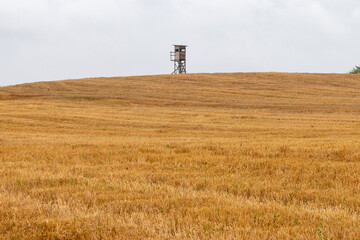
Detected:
left=1, top=72, right=360, bottom=239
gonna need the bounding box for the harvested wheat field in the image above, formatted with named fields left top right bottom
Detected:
left=1, top=73, right=360, bottom=239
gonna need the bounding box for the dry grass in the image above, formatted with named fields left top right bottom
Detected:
left=1, top=73, right=360, bottom=239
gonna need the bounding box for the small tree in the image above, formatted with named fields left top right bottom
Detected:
left=350, top=65, right=360, bottom=74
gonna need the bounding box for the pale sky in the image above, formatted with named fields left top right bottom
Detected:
left=1, top=0, right=360, bottom=86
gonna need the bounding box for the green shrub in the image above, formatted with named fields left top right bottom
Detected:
left=350, top=65, right=360, bottom=74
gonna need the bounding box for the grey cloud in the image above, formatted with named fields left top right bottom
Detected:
left=0, top=0, right=360, bottom=86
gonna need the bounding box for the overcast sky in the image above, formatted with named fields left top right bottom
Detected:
left=1, top=0, right=360, bottom=86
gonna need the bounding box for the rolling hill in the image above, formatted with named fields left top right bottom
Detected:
left=1, top=73, right=360, bottom=239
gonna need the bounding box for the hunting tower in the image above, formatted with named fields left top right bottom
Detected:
left=170, top=45, right=187, bottom=74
